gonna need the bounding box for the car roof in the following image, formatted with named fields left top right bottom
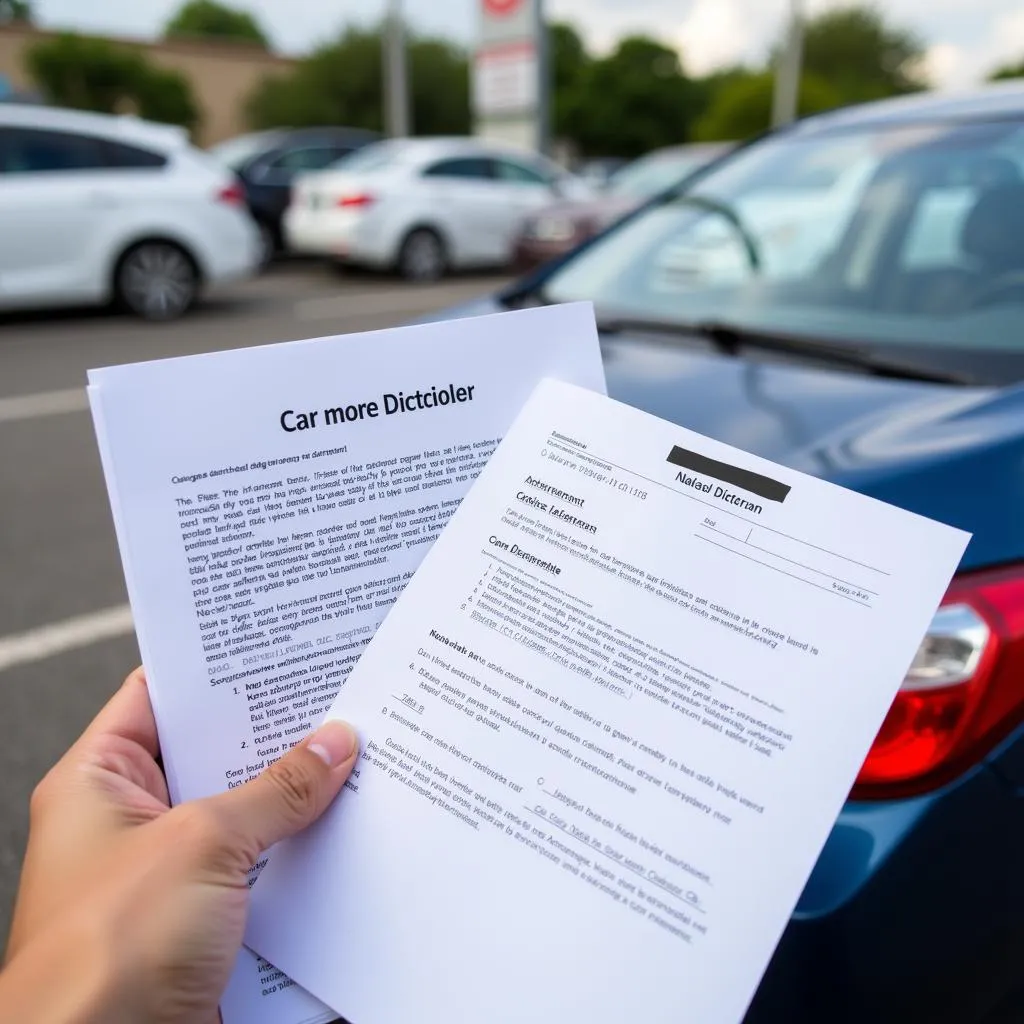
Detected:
left=792, top=80, right=1024, bottom=137
left=375, top=136, right=551, bottom=163
left=0, top=103, right=189, bottom=152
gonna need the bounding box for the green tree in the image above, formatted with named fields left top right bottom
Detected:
left=693, top=71, right=841, bottom=141
left=562, top=36, right=703, bottom=157
left=164, top=0, right=268, bottom=48
left=989, top=59, right=1024, bottom=81
left=0, top=0, right=32, bottom=23
left=800, top=5, right=926, bottom=102
left=548, top=22, right=591, bottom=141
left=245, top=26, right=470, bottom=135
left=27, top=33, right=200, bottom=132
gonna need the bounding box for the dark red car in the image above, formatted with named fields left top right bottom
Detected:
left=514, top=142, right=730, bottom=269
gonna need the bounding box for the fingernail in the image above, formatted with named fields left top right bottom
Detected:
left=308, top=720, right=358, bottom=768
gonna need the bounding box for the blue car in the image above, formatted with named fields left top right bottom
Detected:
left=440, top=84, right=1024, bottom=1021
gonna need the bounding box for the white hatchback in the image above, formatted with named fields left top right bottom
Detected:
left=285, top=137, right=593, bottom=280
left=0, top=105, right=260, bottom=320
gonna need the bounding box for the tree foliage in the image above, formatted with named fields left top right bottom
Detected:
left=558, top=35, right=703, bottom=157
left=0, top=0, right=32, bottom=23
left=801, top=5, right=926, bottom=102
left=26, top=34, right=200, bottom=132
left=246, top=27, right=469, bottom=135
left=693, top=71, right=841, bottom=141
left=164, top=0, right=268, bottom=48
left=989, top=59, right=1024, bottom=82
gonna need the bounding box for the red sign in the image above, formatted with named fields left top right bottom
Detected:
left=483, top=0, right=522, bottom=15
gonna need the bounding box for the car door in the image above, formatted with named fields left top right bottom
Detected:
left=491, top=157, right=560, bottom=259
left=419, top=156, right=507, bottom=266
left=246, top=145, right=354, bottom=226
left=0, top=126, right=114, bottom=306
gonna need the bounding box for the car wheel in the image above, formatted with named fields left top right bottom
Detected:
left=116, top=241, right=199, bottom=321
left=397, top=228, right=446, bottom=282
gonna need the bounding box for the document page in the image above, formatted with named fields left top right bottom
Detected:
left=86, top=306, right=605, bottom=1024
left=247, top=378, right=969, bottom=1024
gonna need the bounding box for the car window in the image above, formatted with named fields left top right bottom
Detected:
left=0, top=128, right=108, bottom=174
left=271, top=146, right=350, bottom=172
left=422, top=158, right=494, bottom=180
left=102, top=140, right=168, bottom=169
left=494, top=159, right=549, bottom=185
left=542, top=118, right=1024, bottom=360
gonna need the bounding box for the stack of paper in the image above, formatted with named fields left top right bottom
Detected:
left=89, top=304, right=968, bottom=1024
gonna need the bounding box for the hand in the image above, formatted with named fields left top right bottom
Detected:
left=0, top=666, right=358, bottom=1024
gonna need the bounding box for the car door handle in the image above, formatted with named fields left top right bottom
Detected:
left=88, top=191, right=121, bottom=208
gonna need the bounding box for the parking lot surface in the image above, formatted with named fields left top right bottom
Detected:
left=0, top=263, right=508, bottom=939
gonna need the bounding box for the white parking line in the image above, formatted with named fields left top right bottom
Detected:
left=0, top=605, right=134, bottom=674
left=0, top=387, right=89, bottom=425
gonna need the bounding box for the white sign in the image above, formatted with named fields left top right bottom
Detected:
left=474, top=41, right=539, bottom=117
left=474, top=0, right=543, bottom=149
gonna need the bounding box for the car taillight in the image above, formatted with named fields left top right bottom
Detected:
left=337, top=193, right=374, bottom=208
left=217, top=180, right=247, bottom=207
left=853, top=563, right=1024, bottom=799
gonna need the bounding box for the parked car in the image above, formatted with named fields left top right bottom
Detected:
left=575, top=156, right=629, bottom=189
left=209, top=126, right=379, bottom=264
left=516, top=142, right=731, bottom=269
left=0, top=105, right=259, bottom=320
left=435, top=82, right=1024, bottom=1022
left=285, top=137, right=594, bottom=281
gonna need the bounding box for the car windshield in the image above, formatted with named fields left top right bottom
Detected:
left=208, top=132, right=281, bottom=170
left=607, top=151, right=710, bottom=199
left=543, top=117, right=1024, bottom=359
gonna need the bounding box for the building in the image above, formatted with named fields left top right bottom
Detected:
left=0, top=23, right=296, bottom=145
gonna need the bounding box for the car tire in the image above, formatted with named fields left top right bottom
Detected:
left=115, top=241, right=199, bottom=322
left=397, top=228, right=447, bottom=282
left=257, top=223, right=277, bottom=269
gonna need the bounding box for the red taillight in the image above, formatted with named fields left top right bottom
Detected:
left=337, top=193, right=374, bottom=209
left=217, top=180, right=247, bottom=207
left=853, top=564, right=1024, bottom=799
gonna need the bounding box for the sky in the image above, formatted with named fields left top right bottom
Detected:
left=29, top=0, right=1024, bottom=90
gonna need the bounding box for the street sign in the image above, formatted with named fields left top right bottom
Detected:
left=473, top=0, right=546, bottom=152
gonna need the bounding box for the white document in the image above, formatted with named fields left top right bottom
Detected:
left=86, top=305, right=606, bottom=1024
left=247, top=378, right=970, bottom=1024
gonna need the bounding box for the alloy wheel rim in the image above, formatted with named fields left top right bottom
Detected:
left=406, top=234, right=442, bottom=280
left=121, top=245, right=195, bottom=318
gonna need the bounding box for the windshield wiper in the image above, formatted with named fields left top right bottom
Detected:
left=598, top=316, right=974, bottom=385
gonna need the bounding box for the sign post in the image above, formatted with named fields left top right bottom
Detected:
left=473, top=0, right=547, bottom=153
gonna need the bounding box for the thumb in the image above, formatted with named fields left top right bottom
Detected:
left=203, top=719, right=359, bottom=861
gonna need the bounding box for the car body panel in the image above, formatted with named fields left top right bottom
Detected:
left=0, top=106, right=259, bottom=313
left=285, top=138, right=593, bottom=272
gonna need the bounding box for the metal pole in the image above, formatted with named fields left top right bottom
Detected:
left=771, top=0, right=804, bottom=128
left=536, top=0, right=550, bottom=155
left=384, top=0, right=410, bottom=138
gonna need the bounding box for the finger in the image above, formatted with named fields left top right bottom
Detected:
left=204, top=719, right=358, bottom=860
left=79, top=667, right=161, bottom=759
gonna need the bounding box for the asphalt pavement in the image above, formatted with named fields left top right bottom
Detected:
left=0, top=262, right=508, bottom=941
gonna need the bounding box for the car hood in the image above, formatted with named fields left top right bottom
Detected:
left=433, top=297, right=1024, bottom=572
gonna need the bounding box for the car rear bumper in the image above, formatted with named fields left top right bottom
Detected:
left=745, top=758, right=1024, bottom=1023
left=513, top=238, right=576, bottom=271
left=284, top=207, right=390, bottom=267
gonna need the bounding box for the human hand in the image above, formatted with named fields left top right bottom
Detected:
left=0, top=666, right=358, bottom=1024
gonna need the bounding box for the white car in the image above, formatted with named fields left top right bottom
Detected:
left=0, top=105, right=260, bottom=320
left=285, top=137, right=593, bottom=280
